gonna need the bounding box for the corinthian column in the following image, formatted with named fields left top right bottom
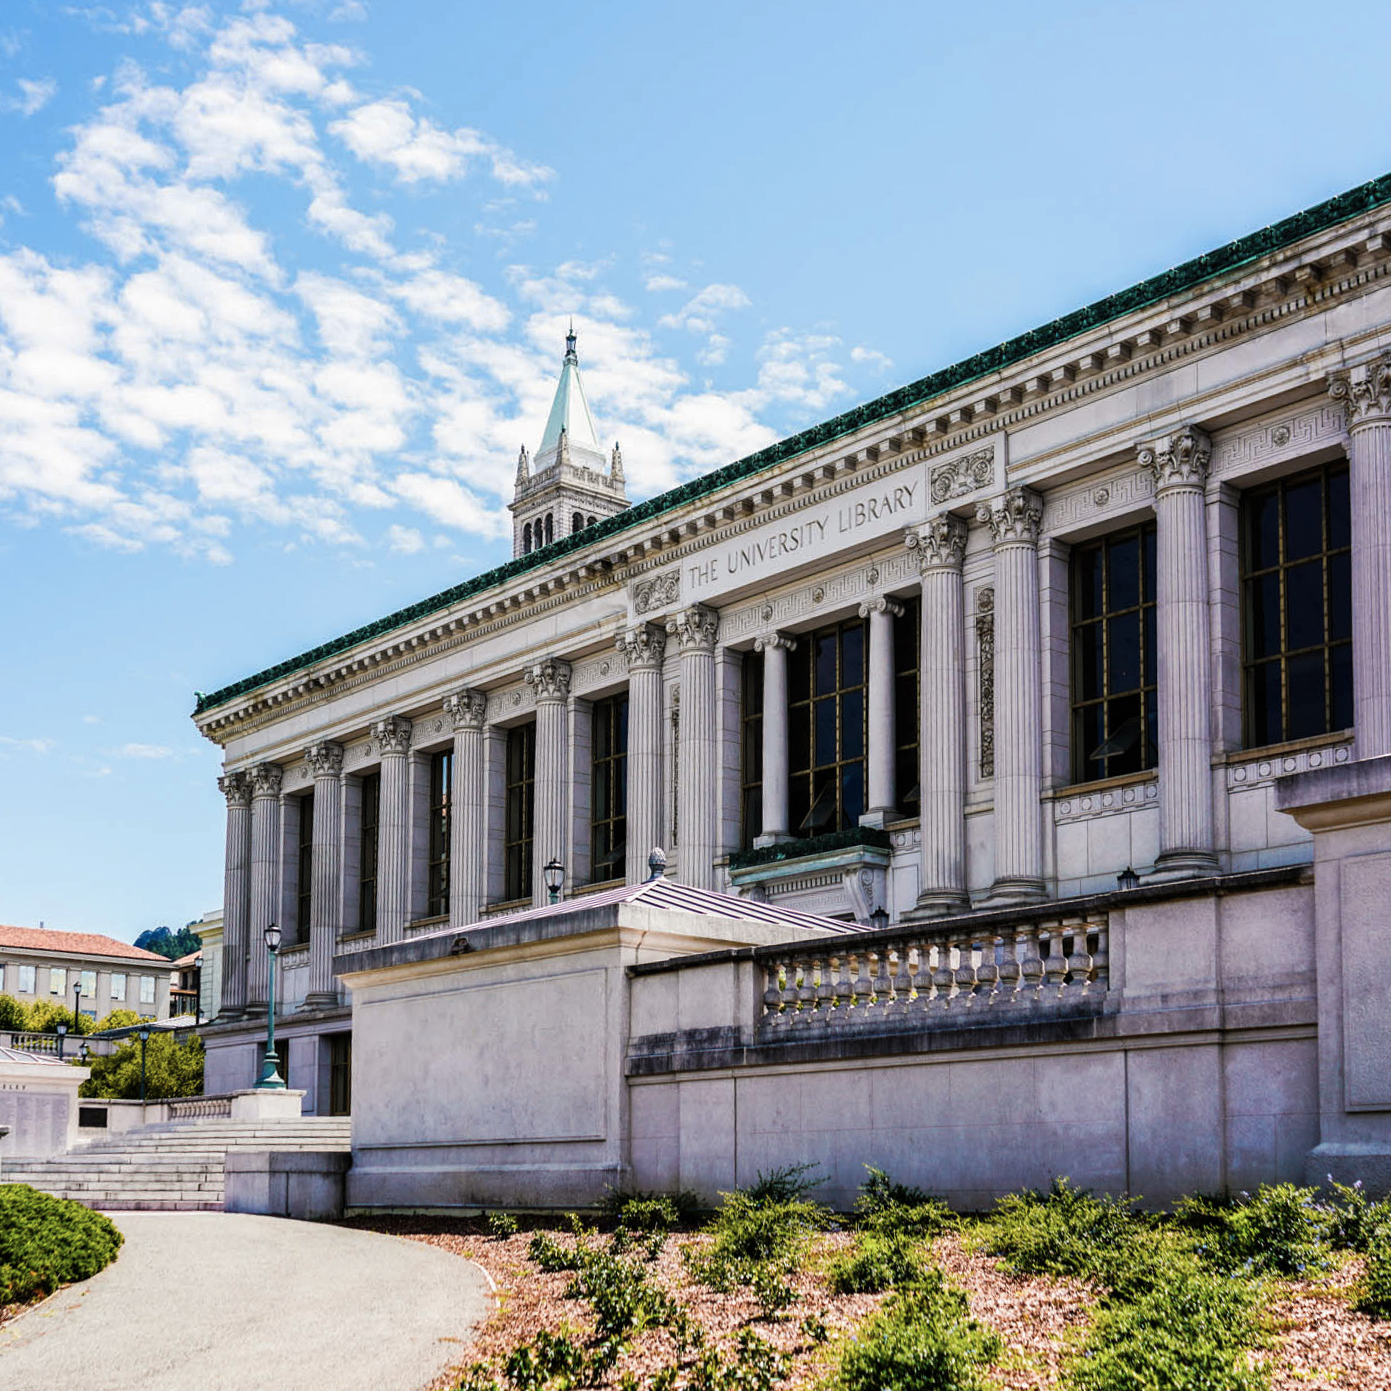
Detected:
left=667, top=604, right=721, bottom=889
left=977, top=489, right=1045, bottom=902
left=302, top=741, right=343, bottom=1009
left=1141, top=426, right=1217, bottom=876
left=247, top=762, right=283, bottom=1010
left=371, top=715, right=413, bottom=942
left=909, top=514, right=969, bottom=912
left=525, top=659, right=572, bottom=904
left=218, top=771, right=251, bottom=1019
left=617, top=626, right=666, bottom=884
left=754, top=632, right=796, bottom=846
left=1330, top=354, right=1391, bottom=758
left=444, top=689, right=488, bottom=927
left=859, top=596, right=904, bottom=827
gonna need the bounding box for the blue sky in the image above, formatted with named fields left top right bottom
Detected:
left=2, top=0, right=1390, bottom=942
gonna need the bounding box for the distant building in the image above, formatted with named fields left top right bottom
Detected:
left=192, top=909, right=223, bottom=1023
left=0, top=925, right=173, bottom=1023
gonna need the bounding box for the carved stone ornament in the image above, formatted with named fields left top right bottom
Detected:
left=1328, top=352, right=1391, bottom=427
left=218, top=770, right=251, bottom=808
left=858, top=596, right=905, bottom=620
left=1138, top=424, right=1212, bottom=492
left=930, top=445, right=995, bottom=504
left=754, top=631, right=797, bottom=654
left=616, top=623, right=667, bottom=672
left=249, top=761, right=283, bottom=798
left=976, top=487, right=1043, bottom=546
left=667, top=603, right=720, bottom=653
left=632, top=568, right=681, bottom=615
left=304, top=740, right=344, bottom=778
left=525, top=657, right=573, bottom=703
left=976, top=589, right=995, bottom=779
left=444, top=688, right=488, bottom=731
left=905, top=514, right=968, bottom=571
left=371, top=715, right=414, bottom=755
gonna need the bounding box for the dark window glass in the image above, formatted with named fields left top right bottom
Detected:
left=1071, top=523, right=1158, bottom=783
left=328, top=1033, right=351, bottom=1116
left=572, top=511, right=583, bottom=533
left=426, top=749, right=451, bottom=918
left=294, top=791, right=314, bottom=944
left=504, top=723, right=536, bottom=901
left=591, top=694, right=629, bottom=882
left=741, top=651, right=763, bottom=848
left=1241, top=462, right=1352, bottom=747
left=894, top=595, right=921, bottom=816
left=789, top=617, right=868, bottom=834
left=357, top=772, right=379, bottom=934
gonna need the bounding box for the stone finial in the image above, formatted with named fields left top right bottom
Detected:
left=218, top=770, right=251, bottom=808
left=304, top=741, right=344, bottom=779
left=611, top=441, right=625, bottom=487
left=515, top=444, right=530, bottom=488
left=1329, top=351, right=1391, bottom=427
left=906, top=513, right=968, bottom=571
left=248, top=762, right=283, bottom=798
left=976, top=487, right=1043, bottom=546
left=1138, top=425, right=1212, bottom=492
left=667, top=603, right=720, bottom=653
left=444, top=688, right=488, bottom=731
left=646, top=846, right=668, bottom=881
left=616, top=624, right=666, bottom=672
left=371, top=715, right=414, bottom=756
left=524, top=657, right=572, bottom=703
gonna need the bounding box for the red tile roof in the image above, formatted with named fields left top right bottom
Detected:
left=0, top=925, right=170, bottom=963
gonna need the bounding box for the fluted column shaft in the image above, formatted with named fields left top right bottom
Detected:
left=218, top=772, right=251, bottom=1019
left=668, top=605, right=721, bottom=890
left=755, top=633, right=795, bottom=845
left=911, top=515, right=969, bottom=911
left=526, top=659, right=572, bottom=904
left=247, top=762, right=283, bottom=1010
left=1331, top=356, right=1391, bottom=758
left=445, top=690, right=488, bottom=927
left=372, top=716, right=413, bottom=943
left=1142, top=428, right=1217, bottom=873
left=618, top=627, right=666, bottom=883
left=303, top=742, right=343, bottom=1008
left=978, top=490, right=1045, bottom=900
left=859, top=597, right=904, bottom=826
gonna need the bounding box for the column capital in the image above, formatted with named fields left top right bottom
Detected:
left=976, top=487, right=1042, bottom=547
left=754, top=630, right=797, bottom=653
left=1139, top=424, right=1211, bottom=492
left=906, top=513, right=968, bottom=571
left=444, top=688, right=488, bottom=731
left=248, top=762, right=283, bottom=798
left=1329, top=352, right=1391, bottom=428
left=858, top=596, right=905, bottom=620
left=303, top=740, right=344, bottom=779
left=371, top=715, right=414, bottom=755
left=616, top=623, right=667, bottom=672
left=667, top=603, right=720, bottom=653
left=525, top=657, right=572, bottom=703
left=218, top=770, right=251, bottom=808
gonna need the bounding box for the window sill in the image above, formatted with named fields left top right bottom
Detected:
left=575, top=878, right=623, bottom=896
left=483, top=897, right=531, bottom=916
left=1048, top=769, right=1158, bottom=800
left=1219, top=729, right=1353, bottom=765
left=406, top=914, right=449, bottom=933
left=337, top=929, right=376, bottom=945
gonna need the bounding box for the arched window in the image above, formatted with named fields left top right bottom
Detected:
left=545, top=513, right=554, bottom=545
left=587, top=515, right=597, bottom=528
left=572, top=511, right=584, bottom=534
left=523, top=521, right=532, bottom=554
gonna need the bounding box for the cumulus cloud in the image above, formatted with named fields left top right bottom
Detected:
left=112, top=741, right=176, bottom=758
left=7, top=78, right=57, bottom=116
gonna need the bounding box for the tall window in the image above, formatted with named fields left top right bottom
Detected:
left=109, top=971, right=124, bottom=1001
left=1242, top=463, right=1352, bottom=747
left=427, top=749, right=452, bottom=917
left=358, top=771, right=380, bottom=933
left=50, top=968, right=65, bottom=995
left=18, top=965, right=35, bottom=994
left=295, top=791, right=314, bottom=943
left=80, top=969, right=96, bottom=999
left=741, top=651, right=764, bottom=848
left=789, top=618, right=867, bottom=835
left=591, top=694, right=629, bottom=882
left=523, top=521, right=533, bottom=554
left=139, top=975, right=155, bottom=1005
left=504, top=723, right=536, bottom=901
left=894, top=595, right=921, bottom=815
left=1071, top=523, right=1158, bottom=783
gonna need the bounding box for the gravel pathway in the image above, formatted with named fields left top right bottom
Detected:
left=0, top=1211, right=491, bottom=1391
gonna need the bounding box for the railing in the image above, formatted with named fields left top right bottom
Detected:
left=758, top=915, right=1109, bottom=1037
left=168, top=1095, right=233, bottom=1121
left=3, top=1031, right=62, bottom=1056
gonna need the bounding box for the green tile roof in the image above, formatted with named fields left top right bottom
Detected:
left=194, top=169, right=1391, bottom=719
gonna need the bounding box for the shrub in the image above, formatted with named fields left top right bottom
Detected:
left=742, top=1163, right=823, bottom=1206
left=688, top=1329, right=789, bottom=1391
left=1356, top=1232, right=1391, bottom=1319
left=527, top=1230, right=583, bottom=1272
left=829, top=1233, right=932, bottom=1294
left=705, top=1193, right=828, bottom=1264
left=985, top=1177, right=1142, bottom=1282
left=1327, top=1179, right=1391, bottom=1253
left=502, top=1328, right=587, bottom=1390
left=486, top=1211, right=519, bottom=1239
left=0, top=1183, right=124, bottom=1305
left=599, top=1187, right=700, bottom=1226
left=856, top=1165, right=932, bottom=1214
left=79, top=1032, right=204, bottom=1100
left=561, top=1248, right=675, bottom=1340
left=0, top=994, right=26, bottom=1032
left=1176, top=1184, right=1331, bottom=1276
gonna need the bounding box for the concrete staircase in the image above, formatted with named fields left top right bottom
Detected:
left=3, top=1116, right=352, bottom=1211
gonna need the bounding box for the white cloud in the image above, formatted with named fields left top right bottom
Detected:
left=112, top=741, right=175, bottom=758
left=659, top=282, right=751, bottom=334
left=385, top=522, right=423, bottom=553
left=8, top=78, right=57, bottom=116
left=329, top=1, right=369, bottom=20
left=851, top=345, right=893, bottom=372
left=644, top=273, right=687, bottom=293
left=0, top=735, right=55, bottom=754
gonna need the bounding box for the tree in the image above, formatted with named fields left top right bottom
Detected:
left=92, top=1008, right=140, bottom=1033
left=0, top=994, right=26, bottom=1031
left=79, top=1032, right=203, bottom=1100
left=133, top=925, right=203, bottom=960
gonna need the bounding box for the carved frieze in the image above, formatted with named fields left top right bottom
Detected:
left=976, top=588, right=995, bottom=780
left=1043, top=469, right=1156, bottom=532
left=632, top=568, right=681, bottom=615
left=929, top=445, right=994, bottom=504
left=1213, top=402, right=1346, bottom=475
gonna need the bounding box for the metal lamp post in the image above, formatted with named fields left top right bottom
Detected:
left=55, top=1022, right=67, bottom=1061
left=138, top=1026, right=151, bottom=1104
left=543, top=858, right=565, bottom=905
left=73, top=978, right=83, bottom=1037
left=255, top=922, right=286, bottom=1090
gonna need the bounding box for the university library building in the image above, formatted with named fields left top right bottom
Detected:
left=195, top=173, right=1391, bottom=1213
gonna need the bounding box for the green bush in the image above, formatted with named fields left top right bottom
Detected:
left=561, top=1248, right=675, bottom=1340
left=1327, top=1179, right=1391, bottom=1253
left=0, top=1183, right=123, bottom=1305
left=1176, top=1184, right=1331, bottom=1276
left=1356, top=1232, right=1391, bottom=1319
left=502, top=1328, right=587, bottom=1390
left=836, top=1273, right=1002, bottom=1391
left=79, top=1032, right=204, bottom=1100
left=688, top=1328, right=789, bottom=1391
left=486, top=1211, right=519, bottom=1239
left=741, top=1162, right=823, bottom=1206
left=829, top=1233, right=932, bottom=1294
left=985, top=1177, right=1142, bottom=1282
left=599, top=1186, right=700, bottom=1226
left=856, top=1165, right=932, bottom=1214
left=0, top=994, right=26, bottom=1032
left=526, top=1229, right=583, bottom=1272
left=705, top=1193, right=827, bottom=1264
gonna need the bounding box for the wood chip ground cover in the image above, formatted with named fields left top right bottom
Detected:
left=346, top=1217, right=1391, bottom=1390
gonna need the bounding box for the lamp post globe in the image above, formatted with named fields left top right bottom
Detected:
left=137, top=1026, right=151, bottom=1105
left=543, top=858, right=565, bottom=905
left=255, top=923, right=286, bottom=1090
left=55, top=1022, right=67, bottom=1062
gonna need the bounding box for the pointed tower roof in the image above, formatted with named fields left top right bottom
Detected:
left=534, top=327, right=606, bottom=471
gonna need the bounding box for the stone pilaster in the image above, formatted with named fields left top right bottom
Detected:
left=246, top=761, right=283, bottom=1010
left=977, top=489, right=1046, bottom=901
left=859, top=596, right=904, bottom=828
left=616, top=626, right=666, bottom=884
left=217, top=771, right=252, bottom=1019
left=302, top=741, right=343, bottom=1009
left=667, top=604, right=721, bottom=890
left=371, top=715, right=413, bottom=943
left=1141, top=426, right=1218, bottom=875
left=525, top=659, right=572, bottom=904
left=444, top=689, right=488, bottom=927
left=753, top=632, right=796, bottom=846
left=1330, top=354, right=1391, bottom=758
left=908, top=514, right=970, bottom=912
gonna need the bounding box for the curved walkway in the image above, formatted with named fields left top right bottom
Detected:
left=0, top=1212, right=491, bottom=1391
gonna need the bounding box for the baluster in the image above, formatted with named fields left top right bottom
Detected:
left=893, top=945, right=915, bottom=1014
left=954, top=935, right=978, bottom=1006
left=814, top=954, right=837, bottom=1017
left=872, top=949, right=893, bottom=1010
left=829, top=953, right=854, bottom=1022
left=1043, top=929, right=1068, bottom=996
left=931, top=939, right=956, bottom=1011
left=762, top=959, right=783, bottom=1021
left=998, top=930, right=1023, bottom=1004
left=1065, top=920, right=1093, bottom=995
left=1090, top=922, right=1110, bottom=992
left=853, top=951, right=874, bottom=1010
left=1020, top=927, right=1045, bottom=1001
left=794, top=955, right=820, bottom=1024
left=779, top=957, right=801, bottom=1020
left=974, top=937, right=1000, bottom=1005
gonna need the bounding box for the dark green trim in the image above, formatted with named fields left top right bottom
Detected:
left=194, top=170, right=1391, bottom=718
left=727, top=825, right=891, bottom=872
